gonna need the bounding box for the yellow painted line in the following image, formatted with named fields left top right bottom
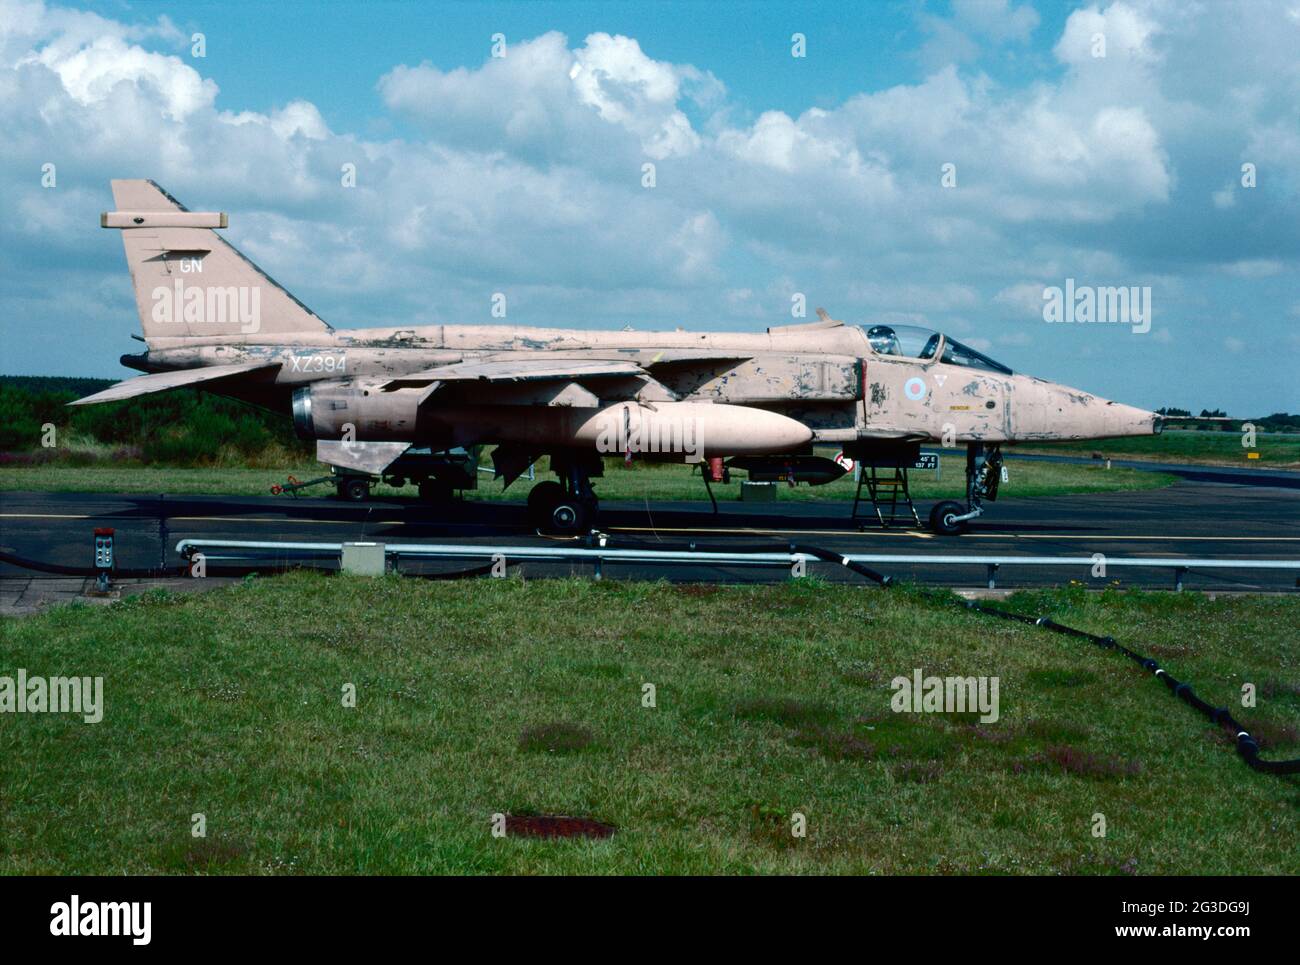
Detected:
left=169, top=516, right=406, bottom=525
left=963, top=533, right=1300, bottom=541
left=609, top=525, right=934, bottom=539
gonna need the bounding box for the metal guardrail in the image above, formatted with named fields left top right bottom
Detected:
left=175, top=538, right=1300, bottom=590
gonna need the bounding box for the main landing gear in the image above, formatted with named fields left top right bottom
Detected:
left=526, top=451, right=601, bottom=534
left=929, top=443, right=1004, bottom=536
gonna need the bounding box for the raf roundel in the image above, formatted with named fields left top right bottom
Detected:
left=904, top=377, right=927, bottom=401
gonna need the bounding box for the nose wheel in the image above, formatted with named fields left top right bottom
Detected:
left=928, top=443, right=1002, bottom=536
left=929, top=500, right=969, bottom=536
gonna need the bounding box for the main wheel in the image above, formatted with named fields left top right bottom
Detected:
left=527, top=480, right=565, bottom=527
left=548, top=498, right=588, bottom=534
left=929, top=500, right=968, bottom=535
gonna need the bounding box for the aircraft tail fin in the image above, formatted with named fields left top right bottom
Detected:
left=104, top=179, right=331, bottom=341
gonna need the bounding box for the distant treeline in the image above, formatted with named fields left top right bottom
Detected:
left=1156, top=406, right=1300, bottom=430
left=1, top=375, right=312, bottom=467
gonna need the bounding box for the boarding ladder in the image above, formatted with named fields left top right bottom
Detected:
left=851, top=460, right=922, bottom=528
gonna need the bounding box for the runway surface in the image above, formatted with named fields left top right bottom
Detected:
left=3, top=474, right=1298, bottom=591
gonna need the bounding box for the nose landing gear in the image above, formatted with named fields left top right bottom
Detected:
left=929, top=443, right=1003, bottom=535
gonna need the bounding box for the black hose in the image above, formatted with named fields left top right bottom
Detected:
left=963, top=599, right=1300, bottom=775
left=788, top=542, right=892, bottom=586
left=407, top=561, right=504, bottom=580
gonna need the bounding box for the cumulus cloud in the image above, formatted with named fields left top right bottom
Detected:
left=994, top=282, right=1049, bottom=318
left=1220, top=258, right=1284, bottom=278
left=223, top=100, right=330, bottom=141
left=717, top=109, right=864, bottom=173
left=570, top=32, right=706, bottom=159
left=378, top=31, right=717, bottom=161
left=918, top=0, right=1040, bottom=69
left=25, top=34, right=213, bottom=120
left=953, top=0, right=1041, bottom=43
left=1054, top=1, right=1158, bottom=65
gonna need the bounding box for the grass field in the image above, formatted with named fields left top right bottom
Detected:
left=1018, top=429, right=1300, bottom=468
left=1, top=573, right=1296, bottom=875
left=0, top=453, right=1175, bottom=502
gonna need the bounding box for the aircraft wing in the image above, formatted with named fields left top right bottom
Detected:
left=379, top=358, right=647, bottom=391
left=68, top=361, right=282, bottom=405
left=643, top=352, right=753, bottom=368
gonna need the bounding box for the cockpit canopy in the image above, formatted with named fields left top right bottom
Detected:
left=862, top=324, right=1012, bottom=375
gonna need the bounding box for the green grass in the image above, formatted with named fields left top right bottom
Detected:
left=2, top=574, right=1296, bottom=874
left=0, top=454, right=1174, bottom=502
left=1018, top=428, right=1300, bottom=468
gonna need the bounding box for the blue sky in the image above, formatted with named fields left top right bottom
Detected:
left=80, top=1, right=1072, bottom=128
left=2, top=0, right=1298, bottom=415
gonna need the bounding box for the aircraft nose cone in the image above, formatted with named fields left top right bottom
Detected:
left=1012, top=379, right=1159, bottom=441
left=1101, top=401, right=1160, bottom=438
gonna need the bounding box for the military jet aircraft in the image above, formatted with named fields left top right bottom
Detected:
left=74, top=180, right=1163, bottom=534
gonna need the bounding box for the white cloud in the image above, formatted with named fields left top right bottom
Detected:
left=953, top=0, right=1041, bottom=43
left=25, top=34, right=214, bottom=120
left=994, top=282, right=1049, bottom=318
left=917, top=0, right=1039, bottom=70
left=222, top=100, right=330, bottom=140
left=570, top=32, right=703, bottom=159
left=1055, top=2, right=1158, bottom=65
left=1220, top=259, right=1284, bottom=278
left=378, top=31, right=714, bottom=161
left=717, top=110, right=862, bottom=173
